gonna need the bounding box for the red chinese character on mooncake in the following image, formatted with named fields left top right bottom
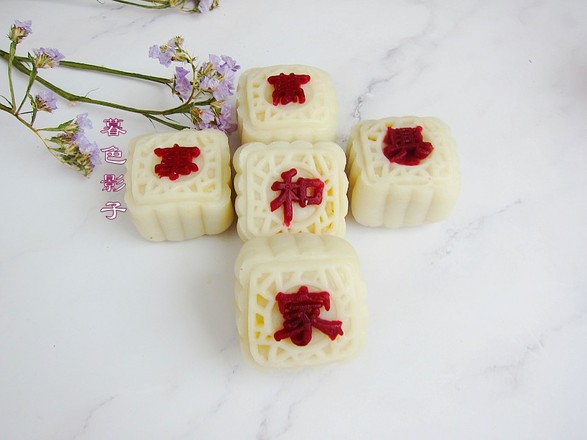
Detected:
left=382, top=125, right=433, bottom=166
left=270, top=168, right=324, bottom=227
left=267, top=73, right=311, bottom=105
left=274, top=286, right=344, bottom=347
left=154, top=144, right=201, bottom=180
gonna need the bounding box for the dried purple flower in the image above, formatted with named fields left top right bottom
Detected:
left=193, top=107, right=215, bottom=130
left=33, top=90, right=58, bottom=112
left=9, top=20, right=32, bottom=44
left=198, top=0, right=213, bottom=12
left=212, top=78, right=233, bottom=101
left=200, top=75, right=219, bottom=92
left=14, top=20, right=32, bottom=34
left=209, top=54, right=240, bottom=78
left=149, top=44, right=174, bottom=67
left=173, top=66, right=192, bottom=100
left=76, top=134, right=101, bottom=168
left=3, top=26, right=238, bottom=177
left=74, top=113, right=93, bottom=131
left=216, top=102, right=235, bottom=133
left=149, top=36, right=190, bottom=66
left=32, top=47, right=65, bottom=69
left=200, top=108, right=215, bottom=124
left=44, top=114, right=100, bottom=176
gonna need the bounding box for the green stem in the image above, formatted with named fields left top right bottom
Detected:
left=1, top=47, right=217, bottom=135
left=112, top=0, right=203, bottom=13
left=30, top=107, right=38, bottom=126
left=0, top=102, right=81, bottom=174
left=59, top=60, right=171, bottom=85
left=7, top=43, right=17, bottom=111
left=15, top=60, right=37, bottom=115
left=0, top=49, right=171, bottom=85
left=37, top=126, right=69, bottom=132
left=181, top=58, right=199, bottom=104
left=112, top=0, right=168, bottom=9
left=0, top=101, right=14, bottom=114
left=4, top=54, right=196, bottom=117
left=145, top=114, right=190, bottom=130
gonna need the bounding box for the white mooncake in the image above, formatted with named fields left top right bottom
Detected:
left=235, top=233, right=368, bottom=368
left=124, top=129, right=233, bottom=241
left=236, top=65, right=338, bottom=143
left=233, top=140, right=348, bottom=241
left=346, top=116, right=460, bottom=228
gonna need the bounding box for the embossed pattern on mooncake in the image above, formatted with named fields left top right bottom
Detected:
left=346, top=116, right=460, bottom=228
left=236, top=65, right=337, bottom=143
left=234, top=140, right=348, bottom=241
left=125, top=129, right=233, bottom=241
left=235, top=234, right=368, bottom=368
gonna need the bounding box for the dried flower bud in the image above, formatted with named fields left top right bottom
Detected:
left=32, top=90, right=58, bottom=113
left=8, top=20, right=32, bottom=44
left=32, top=47, right=65, bottom=69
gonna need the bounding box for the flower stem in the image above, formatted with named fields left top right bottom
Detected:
left=112, top=0, right=169, bottom=9
left=0, top=49, right=171, bottom=85
left=60, top=60, right=171, bottom=85
left=111, top=0, right=205, bottom=13
left=145, top=114, right=190, bottom=130
left=15, top=60, right=37, bottom=115
left=1, top=53, right=205, bottom=119
left=0, top=101, right=85, bottom=175
left=0, top=101, right=13, bottom=114
left=7, top=43, right=17, bottom=111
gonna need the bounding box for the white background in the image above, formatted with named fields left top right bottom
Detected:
left=1, top=1, right=586, bottom=439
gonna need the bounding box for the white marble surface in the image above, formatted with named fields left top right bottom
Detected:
left=1, top=0, right=587, bottom=438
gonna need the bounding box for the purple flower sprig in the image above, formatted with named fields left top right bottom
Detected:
left=8, top=20, right=32, bottom=44
left=32, top=48, right=65, bottom=69
left=111, top=0, right=220, bottom=13
left=190, top=56, right=239, bottom=132
left=148, top=37, right=240, bottom=133
left=41, top=113, right=102, bottom=176
left=149, top=36, right=193, bottom=67
left=173, top=66, right=192, bottom=101
left=1, top=19, right=240, bottom=176
left=32, top=90, right=58, bottom=113
left=1, top=20, right=101, bottom=176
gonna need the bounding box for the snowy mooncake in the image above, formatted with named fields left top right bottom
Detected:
left=236, top=65, right=337, bottom=143
left=346, top=116, right=460, bottom=228
left=233, top=140, right=348, bottom=241
left=235, top=233, right=368, bottom=368
left=124, top=129, right=233, bottom=241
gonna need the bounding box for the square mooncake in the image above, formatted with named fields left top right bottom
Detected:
left=124, top=129, right=233, bottom=241
left=233, top=140, right=348, bottom=241
left=236, top=65, right=337, bottom=143
left=346, top=116, right=460, bottom=228
left=235, top=233, right=368, bottom=368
